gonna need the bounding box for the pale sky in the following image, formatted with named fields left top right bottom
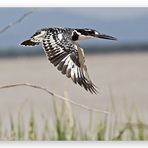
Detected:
left=0, top=8, right=148, bottom=48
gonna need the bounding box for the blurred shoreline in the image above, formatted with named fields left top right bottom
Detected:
left=0, top=43, right=148, bottom=58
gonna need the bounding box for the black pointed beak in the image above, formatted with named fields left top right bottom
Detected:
left=97, top=34, right=117, bottom=41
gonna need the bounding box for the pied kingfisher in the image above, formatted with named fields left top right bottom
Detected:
left=21, top=27, right=117, bottom=94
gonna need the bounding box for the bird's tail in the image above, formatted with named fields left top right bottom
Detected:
left=20, top=30, right=46, bottom=47
left=20, top=39, right=40, bottom=46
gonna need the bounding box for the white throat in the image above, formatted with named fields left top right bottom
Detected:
left=78, top=34, right=94, bottom=40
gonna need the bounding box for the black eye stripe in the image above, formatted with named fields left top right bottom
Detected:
left=76, top=29, right=95, bottom=36
left=72, top=31, right=79, bottom=41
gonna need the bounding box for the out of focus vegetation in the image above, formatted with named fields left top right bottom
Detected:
left=0, top=94, right=147, bottom=140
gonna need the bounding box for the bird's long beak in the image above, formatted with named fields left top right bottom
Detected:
left=97, top=34, right=117, bottom=40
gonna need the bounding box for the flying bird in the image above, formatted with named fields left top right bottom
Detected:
left=21, top=27, right=117, bottom=94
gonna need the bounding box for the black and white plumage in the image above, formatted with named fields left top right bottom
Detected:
left=21, top=27, right=117, bottom=94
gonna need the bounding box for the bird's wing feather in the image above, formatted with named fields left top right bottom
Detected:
left=42, top=32, right=97, bottom=94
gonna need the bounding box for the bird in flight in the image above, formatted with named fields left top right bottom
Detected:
left=21, top=27, right=117, bottom=94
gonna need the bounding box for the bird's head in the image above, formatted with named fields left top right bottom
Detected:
left=75, top=28, right=117, bottom=41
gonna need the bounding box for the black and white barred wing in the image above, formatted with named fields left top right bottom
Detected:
left=42, top=33, right=97, bottom=94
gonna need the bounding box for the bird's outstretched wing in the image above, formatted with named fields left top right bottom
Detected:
left=42, top=32, right=98, bottom=94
